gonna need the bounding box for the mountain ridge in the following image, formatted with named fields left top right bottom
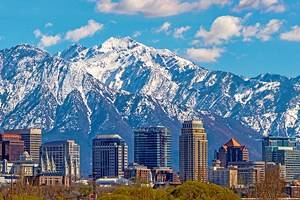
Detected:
left=1, top=37, right=299, bottom=175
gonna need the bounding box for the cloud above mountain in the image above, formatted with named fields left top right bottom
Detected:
left=186, top=47, right=224, bottom=62
left=33, top=29, right=61, bottom=48
left=33, top=20, right=103, bottom=48
left=65, top=20, right=103, bottom=42
left=95, top=0, right=230, bottom=17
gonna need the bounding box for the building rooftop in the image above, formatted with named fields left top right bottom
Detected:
left=224, top=138, right=242, bottom=148
left=42, top=140, right=76, bottom=146
left=95, top=134, right=123, bottom=139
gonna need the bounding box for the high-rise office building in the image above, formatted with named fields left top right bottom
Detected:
left=262, top=136, right=297, bottom=162
left=262, top=136, right=300, bottom=181
left=134, top=126, right=171, bottom=169
left=40, top=140, right=80, bottom=180
left=92, top=134, right=128, bottom=179
left=4, top=128, right=42, bottom=163
left=179, top=120, right=208, bottom=182
left=215, top=138, right=249, bottom=167
left=0, top=133, right=24, bottom=162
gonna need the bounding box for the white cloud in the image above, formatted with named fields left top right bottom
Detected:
left=65, top=19, right=103, bottom=42
left=195, top=16, right=242, bottom=45
left=280, top=26, right=300, bottom=42
left=155, top=22, right=172, bottom=34
left=195, top=16, right=283, bottom=44
left=235, top=0, right=285, bottom=13
left=256, top=19, right=283, bottom=41
left=190, top=39, right=201, bottom=46
left=45, top=22, right=53, bottom=28
left=33, top=29, right=61, bottom=48
left=173, top=26, right=191, bottom=38
left=132, top=31, right=142, bottom=38
left=95, top=0, right=230, bottom=17
left=242, top=23, right=260, bottom=41
left=33, top=29, right=42, bottom=38
left=186, top=47, right=224, bottom=62
left=242, top=19, right=283, bottom=41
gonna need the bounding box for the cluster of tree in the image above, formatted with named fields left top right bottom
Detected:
left=0, top=182, right=94, bottom=200
left=0, top=181, right=240, bottom=200
left=99, top=181, right=241, bottom=200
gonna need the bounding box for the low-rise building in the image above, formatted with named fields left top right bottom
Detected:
left=228, top=161, right=265, bottom=187
left=38, top=172, right=70, bottom=187
left=13, top=151, right=39, bottom=177
left=152, top=167, right=180, bottom=186
left=124, top=163, right=152, bottom=183
left=209, top=160, right=238, bottom=188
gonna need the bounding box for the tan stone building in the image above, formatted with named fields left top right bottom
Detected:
left=209, top=160, right=238, bottom=188
left=179, top=120, right=208, bottom=182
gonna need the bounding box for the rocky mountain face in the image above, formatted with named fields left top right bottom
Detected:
left=1, top=37, right=299, bottom=175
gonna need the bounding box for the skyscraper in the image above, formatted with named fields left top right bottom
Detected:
left=179, top=120, right=208, bottom=182
left=92, top=134, right=128, bottom=179
left=40, top=140, right=80, bottom=180
left=4, top=128, right=42, bottom=163
left=262, top=136, right=296, bottom=162
left=262, top=136, right=300, bottom=181
left=134, top=126, right=171, bottom=169
left=215, top=138, right=249, bottom=167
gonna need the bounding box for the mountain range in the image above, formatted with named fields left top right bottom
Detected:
left=1, top=37, right=299, bottom=175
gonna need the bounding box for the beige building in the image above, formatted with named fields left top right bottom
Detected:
left=38, top=173, right=70, bottom=187
left=13, top=151, right=38, bottom=177
left=209, top=160, right=238, bottom=188
left=229, top=161, right=265, bottom=187
left=179, top=120, right=208, bottom=182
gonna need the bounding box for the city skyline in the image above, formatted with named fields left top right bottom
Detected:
left=0, top=1, right=300, bottom=77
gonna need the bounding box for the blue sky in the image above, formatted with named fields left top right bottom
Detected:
left=0, top=0, right=300, bottom=77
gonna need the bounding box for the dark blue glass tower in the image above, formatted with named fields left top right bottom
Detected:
left=134, top=126, right=171, bottom=169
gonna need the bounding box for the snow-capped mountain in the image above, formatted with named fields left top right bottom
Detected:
left=1, top=37, right=299, bottom=174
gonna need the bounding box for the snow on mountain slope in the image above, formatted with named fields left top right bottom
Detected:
left=1, top=37, right=300, bottom=174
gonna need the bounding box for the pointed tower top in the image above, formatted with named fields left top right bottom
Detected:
left=224, top=138, right=242, bottom=148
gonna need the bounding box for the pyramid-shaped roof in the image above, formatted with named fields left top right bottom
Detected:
left=224, top=138, right=241, bottom=147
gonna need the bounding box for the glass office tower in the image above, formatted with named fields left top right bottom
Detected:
left=134, top=126, right=171, bottom=169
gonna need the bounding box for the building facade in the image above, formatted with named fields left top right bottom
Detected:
left=92, top=134, right=128, bottom=179
left=124, top=163, right=152, bottom=183
left=262, top=136, right=297, bottom=162
left=208, top=160, right=238, bottom=188
left=262, top=136, right=300, bottom=182
left=151, top=167, right=180, bottom=186
left=13, top=151, right=39, bottom=177
left=40, top=140, right=80, bottom=180
left=4, top=129, right=42, bottom=163
left=179, top=120, right=208, bottom=182
left=215, top=138, right=249, bottom=167
left=274, top=149, right=300, bottom=181
left=134, top=126, right=171, bottom=169
left=229, top=161, right=266, bottom=187
left=0, top=133, right=24, bottom=162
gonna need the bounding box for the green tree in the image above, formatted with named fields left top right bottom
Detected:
left=171, top=181, right=240, bottom=200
